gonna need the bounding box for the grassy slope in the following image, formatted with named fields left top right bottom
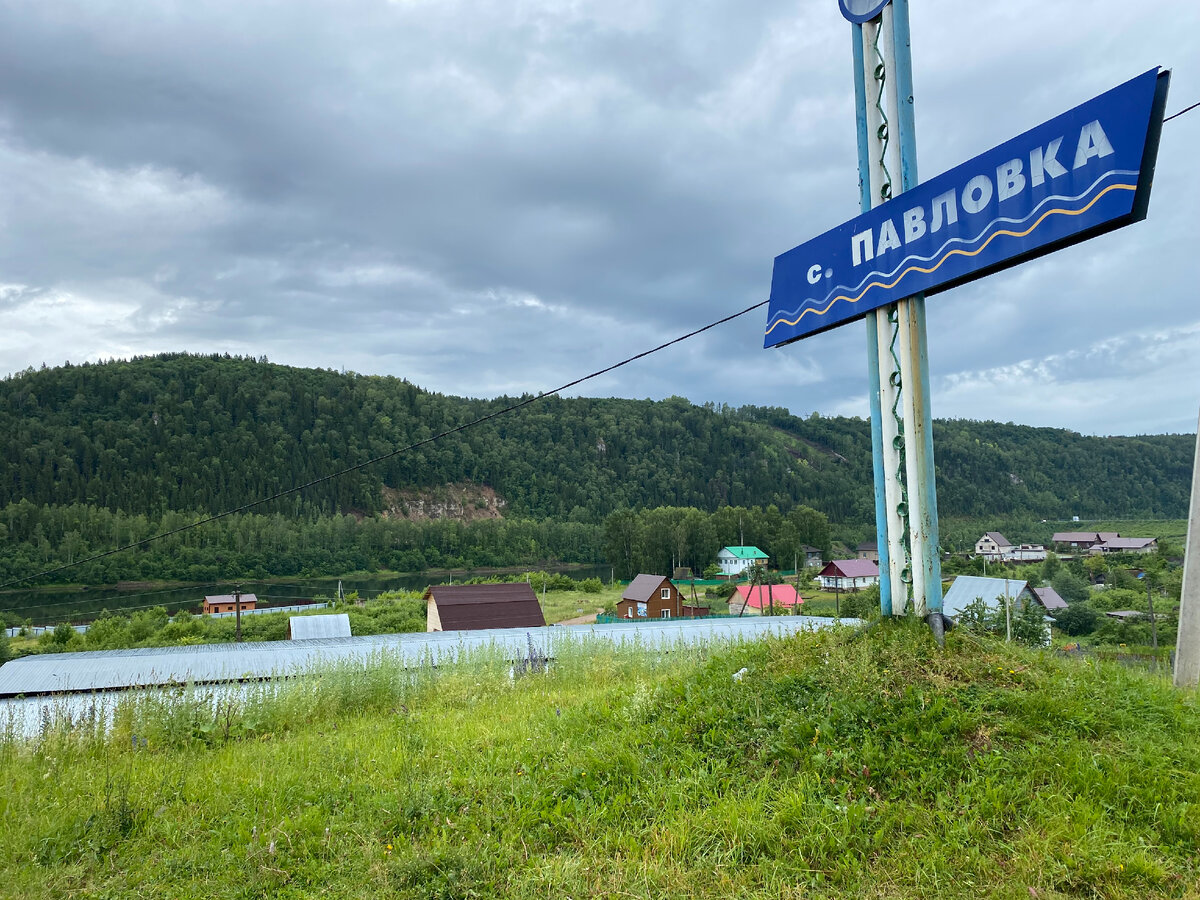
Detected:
left=2, top=623, right=1199, bottom=899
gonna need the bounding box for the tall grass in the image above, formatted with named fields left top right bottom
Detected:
left=1, top=621, right=1198, bottom=898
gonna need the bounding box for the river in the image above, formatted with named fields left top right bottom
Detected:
left=0, top=564, right=612, bottom=626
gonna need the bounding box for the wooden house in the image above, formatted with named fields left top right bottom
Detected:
left=617, top=574, right=709, bottom=620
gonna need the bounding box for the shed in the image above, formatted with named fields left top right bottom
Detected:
left=617, top=574, right=709, bottom=620
left=424, top=583, right=546, bottom=632
left=289, top=614, right=352, bottom=640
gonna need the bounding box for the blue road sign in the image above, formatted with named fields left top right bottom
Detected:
left=764, top=67, right=1170, bottom=348
left=838, top=0, right=892, bottom=24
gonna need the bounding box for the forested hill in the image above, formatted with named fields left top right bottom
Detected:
left=1, top=353, right=1193, bottom=524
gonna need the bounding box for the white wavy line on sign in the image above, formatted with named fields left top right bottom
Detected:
left=765, top=168, right=1139, bottom=330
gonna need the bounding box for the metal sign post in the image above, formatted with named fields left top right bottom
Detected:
left=764, top=1, right=1169, bottom=639
left=852, top=0, right=942, bottom=625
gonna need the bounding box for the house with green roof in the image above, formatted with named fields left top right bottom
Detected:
left=717, top=545, right=769, bottom=577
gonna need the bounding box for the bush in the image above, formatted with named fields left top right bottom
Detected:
left=839, top=585, right=880, bottom=620
left=577, top=578, right=603, bottom=594
left=1053, top=602, right=1100, bottom=636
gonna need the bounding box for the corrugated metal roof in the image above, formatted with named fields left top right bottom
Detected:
left=289, top=614, right=352, bottom=640
left=719, top=546, right=768, bottom=559
left=0, top=616, right=858, bottom=697
left=983, top=532, right=1012, bottom=547
left=1032, top=587, right=1068, bottom=611
left=425, top=583, right=546, bottom=630
left=733, top=585, right=802, bottom=609
left=820, top=559, right=880, bottom=578
left=942, top=576, right=1034, bottom=618
left=621, top=574, right=672, bottom=603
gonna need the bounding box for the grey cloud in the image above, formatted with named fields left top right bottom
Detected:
left=0, top=0, right=1197, bottom=436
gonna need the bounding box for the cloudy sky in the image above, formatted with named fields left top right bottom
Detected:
left=0, top=0, right=1197, bottom=435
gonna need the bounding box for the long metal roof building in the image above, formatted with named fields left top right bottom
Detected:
left=0, top=615, right=855, bottom=697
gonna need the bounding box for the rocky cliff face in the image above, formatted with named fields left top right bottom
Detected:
left=380, top=483, right=507, bottom=521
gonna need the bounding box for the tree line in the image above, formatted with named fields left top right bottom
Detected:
left=2, top=354, right=1193, bottom=533
left=602, top=504, right=832, bottom=580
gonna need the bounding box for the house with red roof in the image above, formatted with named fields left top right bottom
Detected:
left=730, top=584, right=803, bottom=615
left=817, top=559, right=880, bottom=591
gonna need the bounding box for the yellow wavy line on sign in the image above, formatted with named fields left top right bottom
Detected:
left=764, top=182, right=1137, bottom=337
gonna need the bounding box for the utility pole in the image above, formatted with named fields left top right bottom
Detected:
left=1146, top=575, right=1158, bottom=668
left=235, top=583, right=243, bottom=643
left=1177, top=408, right=1200, bottom=688
left=1004, top=580, right=1012, bottom=643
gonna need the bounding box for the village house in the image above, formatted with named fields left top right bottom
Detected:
left=716, top=546, right=769, bottom=577
left=800, top=545, right=824, bottom=568
left=817, top=559, right=880, bottom=591
left=425, top=582, right=546, bottom=632
left=941, top=575, right=1051, bottom=643
left=617, top=574, right=709, bottom=620
left=974, top=532, right=1012, bottom=560
left=729, top=584, right=803, bottom=615
left=1031, top=586, right=1068, bottom=612
left=1051, top=531, right=1120, bottom=550
left=202, top=593, right=257, bottom=615
left=855, top=541, right=879, bottom=562
left=942, top=576, right=1040, bottom=619
left=1092, top=537, right=1158, bottom=555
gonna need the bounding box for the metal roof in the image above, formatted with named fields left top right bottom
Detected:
left=719, top=546, right=768, bottom=559
left=0, top=616, right=858, bottom=697
left=621, top=574, right=672, bottom=603
left=425, top=583, right=546, bottom=630
left=982, top=532, right=1012, bottom=547
left=820, top=559, right=880, bottom=578
left=1032, top=587, right=1069, bottom=611
left=289, top=614, right=352, bottom=640
left=733, top=585, right=802, bottom=609
left=942, top=576, right=1035, bottom=618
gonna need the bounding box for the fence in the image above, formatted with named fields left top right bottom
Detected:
left=5, top=602, right=330, bottom=637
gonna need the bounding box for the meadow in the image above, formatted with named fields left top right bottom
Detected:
left=2, top=621, right=1198, bottom=898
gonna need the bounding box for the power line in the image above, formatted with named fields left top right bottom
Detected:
left=6, top=96, right=1196, bottom=597
left=0, top=299, right=768, bottom=591
left=1164, top=99, right=1200, bottom=124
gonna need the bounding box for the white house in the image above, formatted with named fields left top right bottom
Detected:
left=716, top=546, right=769, bottom=577
left=974, top=532, right=1012, bottom=560
left=817, top=559, right=880, bottom=591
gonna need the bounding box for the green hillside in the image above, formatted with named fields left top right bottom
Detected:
left=1, top=353, right=1193, bottom=524
left=2, top=623, right=1197, bottom=898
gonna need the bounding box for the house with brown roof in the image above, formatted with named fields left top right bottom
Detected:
left=1032, top=586, right=1068, bottom=612
left=974, top=532, right=1012, bottom=560
left=202, top=593, right=257, bottom=615
left=855, top=541, right=879, bottom=562
left=424, top=583, right=546, bottom=632
left=1092, top=537, right=1157, bottom=555
left=617, top=574, right=709, bottom=620
left=1052, top=531, right=1120, bottom=550
left=817, top=559, right=880, bottom=591
left=730, top=584, right=803, bottom=615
